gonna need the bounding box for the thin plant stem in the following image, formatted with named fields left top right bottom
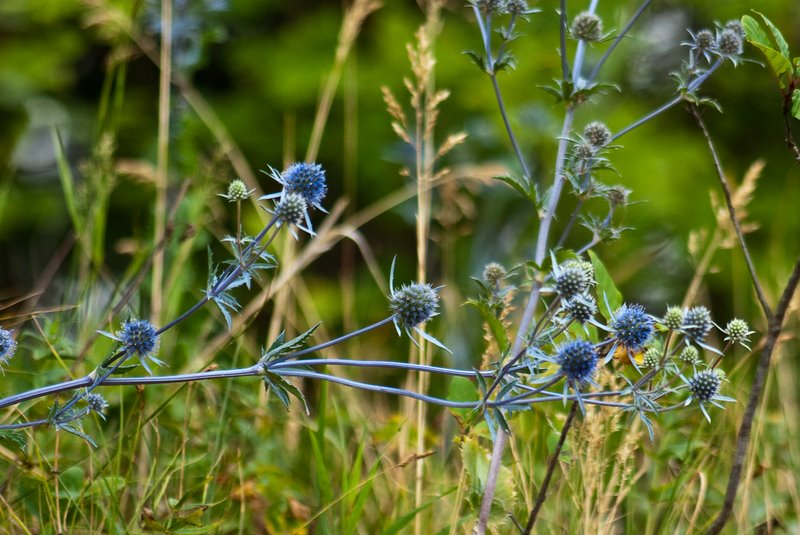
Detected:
left=707, top=254, right=800, bottom=534
left=688, top=104, right=772, bottom=318
left=586, top=0, right=653, bottom=84
left=559, top=0, right=569, bottom=80
left=523, top=400, right=578, bottom=534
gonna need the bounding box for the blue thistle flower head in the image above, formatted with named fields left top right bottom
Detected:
left=280, top=162, right=327, bottom=210
left=612, top=304, right=654, bottom=350
left=0, top=327, right=18, bottom=367
left=86, top=393, right=109, bottom=419
left=557, top=340, right=598, bottom=383
left=100, top=319, right=164, bottom=375
left=390, top=282, right=439, bottom=331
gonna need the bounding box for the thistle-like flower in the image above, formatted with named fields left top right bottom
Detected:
left=268, top=192, right=313, bottom=238
left=564, top=294, right=597, bottom=324
left=611, top=304, right=654, bottom=351
left=100, top=319, right=163, bottom=375
left=86, top=393, right=109, bottom=419
left=717, top=28, right=743, bottom=57
left=0, top=327, right=17, bottom=368
left=553, top=263, right=590, bottom=300
left=643, top=347, right=661, bottom=368
left=260, top=162, right=327, bottom=235
left=570, top=11, right=603, bottom=42
left=723, top=318, right=753, bottom=349
left=583, top=121, right=612, bottom=148
left=557, top=340, right=598, bottom=383
left=662, top=306, right=684, bottom=331
left=387, top=259, right=449, bottom=352
left=482, top=262, right=507, bottom=286
left=219, top=179, right=253, bottom=202
left=682, top=306, right=713, bottom=343
left=683, top=369, right=735, bottom=422
left=679, top=345, right=700, bottom=365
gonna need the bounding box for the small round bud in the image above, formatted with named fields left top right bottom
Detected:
left=225, top=179, right=249, bottom=202
left=574, top=142, right=595, bottom=161
left=694, top=29, right=715, bottom=50
left=714, top=368, right=727, bottom=382
left=663, top=306, right=684, bottom=331
left=390, top=282, right=439, bottom=330
left=724, top=20, right=745, bottom=40
left=120, top=319, right=159, bottom=359
left=570, top=11, right=603, bottom=42
left=564, top=294, right=597, bottom=324
left=607, top=185, right=630, bottom=207
left=724, top=318, right=751, bottom=345
left=482, top=262, right=507, bottom=286
left=683, top=306, right=713, bottom=343
left=612, top=304, right=654, bottom=350
left=583, top=121, right=612, bottom=147
left=717, top=29, right=743, bottom=56
left=643, top=347, right=661, bottom=368
left=274, top=192, right=308, bottom=227
left=0, top=327, right=17, bottom=366
left=688, top=370, right=721, bottom=402
left=679, top=345, right=700, bottom=364
left=87, top=393, right=109, bottom=417
left=554, top=265, right=590, bottom=299
left=557, top=340, right=598, bottom=383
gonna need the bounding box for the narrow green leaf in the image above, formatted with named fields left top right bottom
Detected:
left=742, top=15, right=792, bottom=88
left=492, top=174, right=530, bottom=200
left=755, top=11, right=789, bottom=59
left=51, top=128, right=83, bottom=235
left=588, top=250, right=621, bottom=320
left=465, top=299, right=509, bottom=354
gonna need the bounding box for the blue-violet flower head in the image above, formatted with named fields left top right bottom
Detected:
left=612, top=304, right=653, bottom=350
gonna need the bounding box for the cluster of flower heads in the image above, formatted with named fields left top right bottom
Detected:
left=258, top=162, right=328, bottom=237
left=470, top=0, right=531, bottom=16
left=685, top=19, right=745, bottom=61
left=570, top=11, right=605, bottom=43
left=100, top=318, right=162, bottom=375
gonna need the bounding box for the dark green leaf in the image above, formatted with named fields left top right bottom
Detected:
left=588, top=250, right=621, bottom=320
left=742, top=15, right=792, bottom=88
left=465, top=299, right=509, bottom=354
left=0, top=429, right=26, bottom=453
left=792, top=88, right=800, bottom=120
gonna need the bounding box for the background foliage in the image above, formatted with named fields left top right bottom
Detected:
left=0, top=0, right=798, bottom=533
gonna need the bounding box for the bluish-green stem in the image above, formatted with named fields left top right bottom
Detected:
left=586, top=0, right=653, bottom=84
left=612, top=58, right=724, bottom=142
left=559, top=0, right=569, bottom=80
left=472, top=4, right=532, bottom=182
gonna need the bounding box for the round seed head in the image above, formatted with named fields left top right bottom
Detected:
left=274, top=192, right=308, bottom=227
left=689, top=370, right=721, bottom=402
left=225, top=179, right=249, bottom=202
left=0, top=327, right=17, bottom=365
left=643, top=347, right=661, bottom=368
left=557, top=340, right=598, bottom=383
left=120, top=319, right=158, bottom=358
left=682, top=306, right=713, bottom=343
left=679, top=345, right=700, bottom=364
left=724, top=20, right=745, bottom=39
left=390, top=282, right=439, bottom=330
left=564, top=259, right=595, bottom=285
left=282, top=162, right=327, bottom=209
left=694, top=29, right=715, bottom=51
left=554, top=265, right=590, bottom=299
left=570, top=11, right=603, bottom=42
left=482, top=262, right=507, bottom=286
left=87, top=393, right=109, bottom=416
left=663, top=306, right=684, bottom=331
left=612, top=304, right=654, bottom=350
left=565, top=294, right=597, bottom=324
left=724, top=318, right=751, bottom=345
left=717, top=29, right=743, bottom=56
left=583, top=121, right=612, bottom=147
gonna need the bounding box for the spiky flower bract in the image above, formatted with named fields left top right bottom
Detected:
left=557, top=340, right=598, bottom=383
left=662, top=306, right=684, bottom=331
left=390, top=282, right=439, bottom=330
left=482, top=262, right=507, bottom=286
left=564, top=294, right=597, bottom=324
left=554, top=265, right=589, bottom=299
left=0, top=327, right=17, bottom=367
left=688, top=370, right=721, bottom=402
left=612, top=304, right=654, bottom=350
left=570, top=11, right=603, bottom=42
left=280, top=162, right=327, bottom=210
left=683, top=306, right=712, bottom=343
left=86, top=393, right=109, bottom=419
left=583, top=121, right=612, bottom=147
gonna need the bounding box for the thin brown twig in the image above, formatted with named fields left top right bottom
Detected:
left=523, top=401, right=578, bottom=534
left=689, top=104, right=772, bottom=318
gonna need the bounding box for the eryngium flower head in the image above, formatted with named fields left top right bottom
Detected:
left=87, top=393, right=109, bottom=419
left=482, top=262, right=507, bottom=286
left=612, top=304, right=654, bottom=350
left=717, top=28, right=743, bottom=56
left=606, top=185, right=630, bottom=207
left=554, top=265, right=589, bottom=299
left=570, top=12, right=603, bottom=42
left=695, top=29, right=715, bottom=50
left=504, top=0, right=528, bottom=15
left=683, top=306, right=712, bottom=342
left=557, top=340, right=598, bottom=383
left=390, top=282, right=439, bottom=330
left=724, top=19, right=745, bottom=40
left=564, top=259, right=595, bottom=284
left=0, top=327, right=17, bottom=366
left=583, top=121, right=612, bottom=147
left=281, top=162, right=327, bottom=210
left=680, top=345, right=700, bottom=364
left=688, top=370, right=721, bottom=402
left=662, top=306, right=684, bottom=331
left=643, top=347, right=660, bottom=368
left=723, top=318, right=752, bottom=346
left=274, top=192, right=308, bottom=227
left=564, top=294, right=597, bottom=324
left=222, top=179, right=251, bottom=202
